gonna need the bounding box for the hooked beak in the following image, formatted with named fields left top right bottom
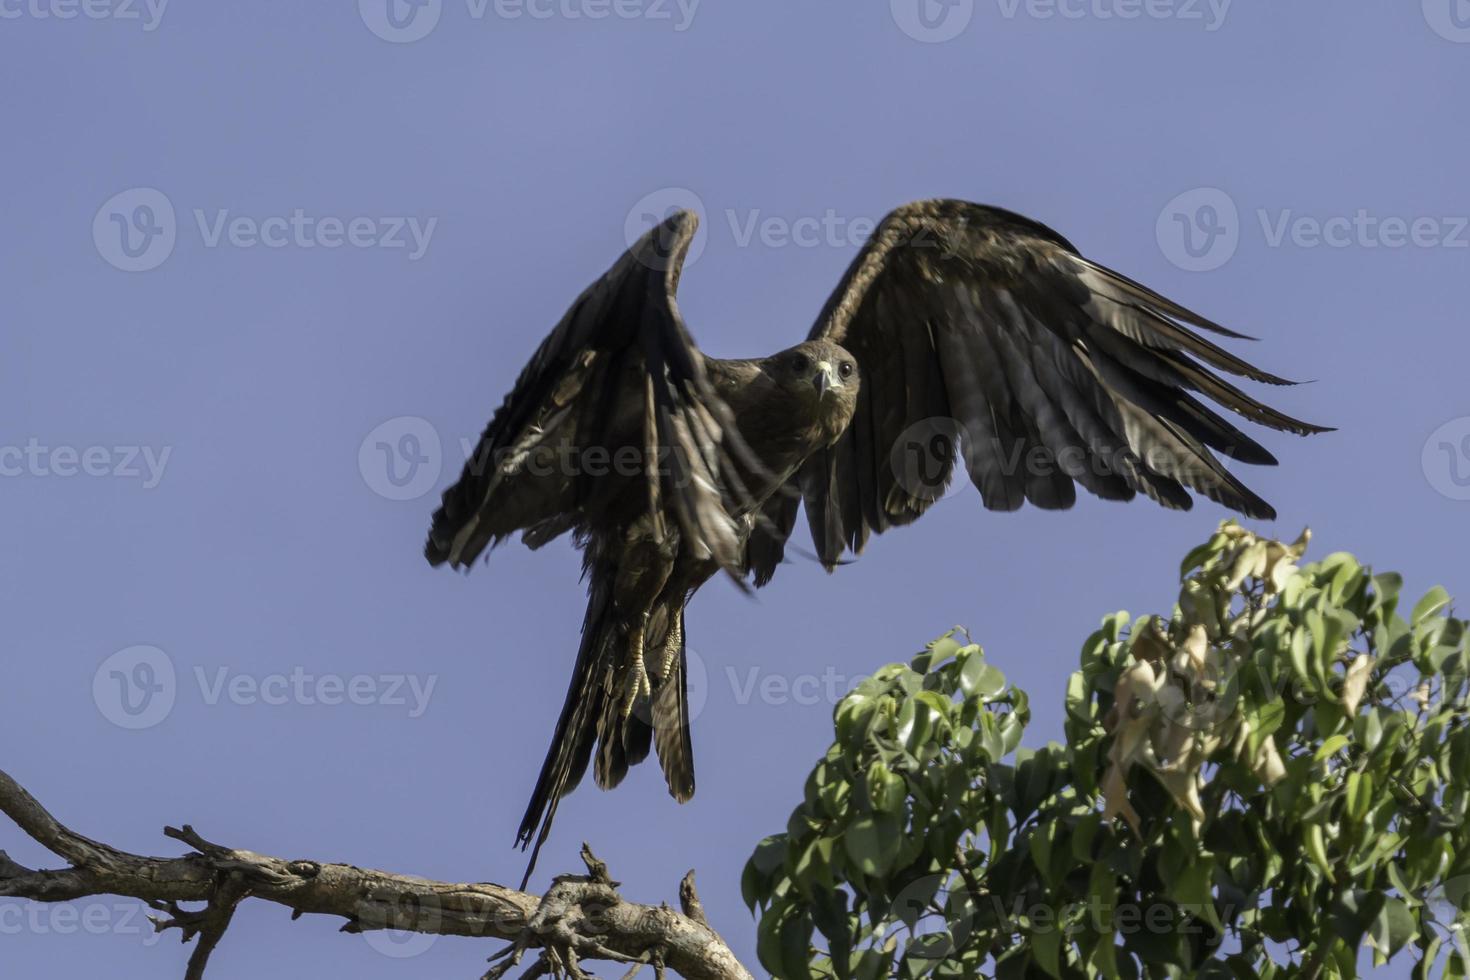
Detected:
left=813, top=361, right=840, bottom=398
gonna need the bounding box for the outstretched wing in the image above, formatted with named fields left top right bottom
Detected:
left=425, top=210, right=753, bottom=579
left=784, top=199, right=1330, bottom=570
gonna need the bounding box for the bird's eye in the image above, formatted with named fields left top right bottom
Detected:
left=789, top=354, right=810, bottom=374
left=839, top=362, right=854, bottom=379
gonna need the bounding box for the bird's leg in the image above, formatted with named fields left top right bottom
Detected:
left=619, top=610, right=652, bottom=722
left=652, top=611, right=683, bottom=685
left=610, top=523, right=678, bottom=723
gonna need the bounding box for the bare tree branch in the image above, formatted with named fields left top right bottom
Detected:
left=0, top=768, right=752, bottom=980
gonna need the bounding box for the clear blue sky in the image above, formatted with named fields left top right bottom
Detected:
left=2, top=3, right=1466, bottom=977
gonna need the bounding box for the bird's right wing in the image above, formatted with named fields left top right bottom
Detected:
left=425, top=210, right=757, bottom=581
left=776, top=200, right=1330, bottom=575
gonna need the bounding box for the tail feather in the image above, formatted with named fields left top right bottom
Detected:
left=652, top=609, right=695, bottom=802
left=515, top=592, right=697, bottom=890
left=515, top=580, right=616, bottom=890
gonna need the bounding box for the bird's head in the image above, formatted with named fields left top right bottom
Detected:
left=767, top=340, right=859, bottom=444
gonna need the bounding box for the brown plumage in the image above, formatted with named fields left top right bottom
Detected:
left=424, top=200, right=1330, bottom=885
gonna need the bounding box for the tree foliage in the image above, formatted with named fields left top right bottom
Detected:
left=743, top=523, right=1470, bottom=979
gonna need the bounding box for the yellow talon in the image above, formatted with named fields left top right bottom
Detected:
left=620, top=618, right=652, bottom=720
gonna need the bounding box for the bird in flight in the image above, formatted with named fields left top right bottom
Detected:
left=424, top=199, right=1328, bottom=884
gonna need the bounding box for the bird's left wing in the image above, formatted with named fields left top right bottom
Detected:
left=426, top=210, right=756, bottom=579
left=779, top=199, right=1330, bottom=571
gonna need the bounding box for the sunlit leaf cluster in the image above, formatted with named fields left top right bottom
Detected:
left=744, top=523, right=1470, bottom=979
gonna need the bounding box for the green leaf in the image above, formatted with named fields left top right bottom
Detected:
left=836, top=694, right=878, bottom=747
left=1326, top=554, right=1363, bottom=603
left=1065, top=671, right=1093, bottom=725
left=961, top=657, right=1007, bottom=702
left=1032, top=920, right=1063, bottom=978
left=896, top=698, right=932, bottom=754
left=1373, top=572, right=1404, bottom=614
left=842, top=813, right=899, bottom=880
left=1181, top=540, right=1223, bottom=579
left=915, top=631, right=965, bottom=673
left=1329, top=889, right=1384, bottom=950
left=1345, top=770, right=1375, bottom=822
left=793, top=836, right=836, bottom=892
left=742, top=858, right=766, bottom=912
left=1413, top=586, right=1452, bottom=626
left=752, top=835, right=789, bottom=874
left=1314, top=734, right=1351, bottom=762
left=1089, top=858, right=1118, bottom=931
left=1370, top=897, right=1417, bottom=960
left=1290, top=627, right=1315, bottom=686
left=1028, top=819, right=1063, bottom=886
left=867, top=761, right=905, bottom=814
left=1071, top=812, right=1101, bottom=863
left=758, top=905, right=815, bottom=980
left=1173, top=857, right=1222, bottom=931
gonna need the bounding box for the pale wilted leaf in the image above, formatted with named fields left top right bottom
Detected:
left=1342, top=655, right=1376, bottom=717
